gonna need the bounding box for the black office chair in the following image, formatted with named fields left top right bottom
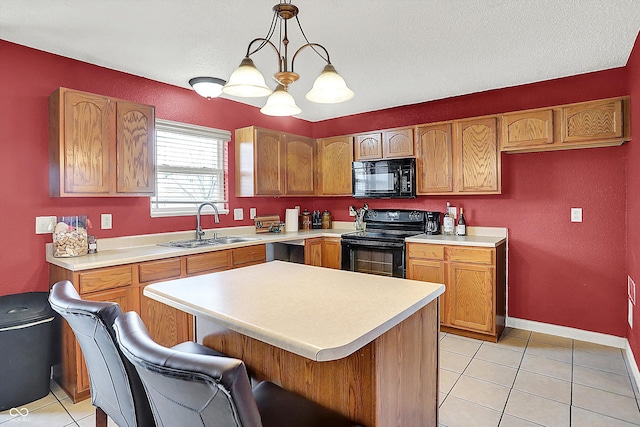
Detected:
left=49, top=280, right=224, bottom=427
left=114, top=311, right=363, bottom=427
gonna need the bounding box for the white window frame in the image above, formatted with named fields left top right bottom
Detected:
left=151, top=119, right=231, bottom=218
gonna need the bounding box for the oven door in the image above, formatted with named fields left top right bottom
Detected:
left=341, top=239, right=405, bottom=278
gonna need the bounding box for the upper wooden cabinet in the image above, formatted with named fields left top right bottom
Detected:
left=501, top=109, right=554, bottom=150
left=416, top=123, right=454, bottom=194
left=317, top=135, right=353, bottom=196
left=456, top=117, right=500, bottom=193
left=415, top=117, right=500, bottom=195
left=49, top=87, right=155, bottom=197
left=354, top=127, right=414, bottom=160
left=500, top=96, right=630, bottom=153
left=235, top=126, right=315, bottom=197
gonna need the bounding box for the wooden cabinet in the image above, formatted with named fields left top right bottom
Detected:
left=49, top=87, right=155, bottom=197
left=316, top=135, right=353, bottom=196
left=455, top=117, right=500, bottom=194
left=354, top=127, right=414, bottom=161
left=354, top=133, right=383, bottom=160
left=304, top=237, right=341, bottom=268
left=415, top=118, right=500, bottom=195
left=500, top=96, right=630, bottom=153
left=416, top=122, right=454, bottom=194
left=50, top=243, right=268, bottom=402
left=407, top=242, right=506, bottom=342
left=321, top=237, right=342, bottom=269
left=305, top=238, right=323, bottom=266
left=501, top=109, right=554, bottom=150
left=236, top=126, right=315, bottom=196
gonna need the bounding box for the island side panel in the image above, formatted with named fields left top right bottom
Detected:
left=375, top=299, right=439, bottom=426
left=200, top=299, right=439, bottom=427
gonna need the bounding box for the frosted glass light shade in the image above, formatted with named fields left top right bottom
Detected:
left=260, top=85, right=301, bottom=116
left=222, top=57, right=272, bottom=97
left=189, top=77, right=226, bottom=99
left=305, top=64, right=354, bottom=104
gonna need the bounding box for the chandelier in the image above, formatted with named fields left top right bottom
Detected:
left=215, top=1, right=354, bottom=116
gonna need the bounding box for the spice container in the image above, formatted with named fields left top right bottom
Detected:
left=53, top=216, right=88, bottom=257
left=301, top=209, right=312, bottom=230
left=321, top=210, right=332, bottom=229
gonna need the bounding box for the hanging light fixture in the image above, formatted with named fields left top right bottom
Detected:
left=221, top=1, right=354, bottom=116
left=189, top=77, right=226, bottom=99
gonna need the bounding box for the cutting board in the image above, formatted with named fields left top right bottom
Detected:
left=254, top=215, right=281, bottom=233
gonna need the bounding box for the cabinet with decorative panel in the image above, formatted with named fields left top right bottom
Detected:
left=236, top=126, right=316, bottom=196
left=316, top=135, right=353, bottom=196
left=407, top=242, right=506, bottom=342
left=305, top=238, right=323, bottom=266
left=49, top=87, right=155, bottom=197
left=354, top=127, right=414, bottom=161
left=321, top=237, right=342, bottom=269
left=500, top=109, right=554, bottom=151
left=415, top=122, right=454, bottom=194
left=455, top=116, right=501, bottom=194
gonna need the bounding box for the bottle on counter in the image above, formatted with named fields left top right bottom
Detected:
left=443, top=202, right=455, bottom=235
left=456, top=208, right=467, bottom=236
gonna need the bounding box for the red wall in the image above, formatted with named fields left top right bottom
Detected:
left=0, top=38, right=633, bottom=339
left=626, top=33, right=640, bottom=361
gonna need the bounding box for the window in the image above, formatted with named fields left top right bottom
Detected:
left=151, top=119, right=231, bottom=217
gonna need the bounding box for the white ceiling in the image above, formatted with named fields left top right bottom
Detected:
left=1, top=0, right=639, bottom=122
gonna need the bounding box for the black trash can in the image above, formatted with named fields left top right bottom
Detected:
left=0, top=292, right=56, bottom=411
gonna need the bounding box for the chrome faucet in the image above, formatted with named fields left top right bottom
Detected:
left=195, top=202, right=220, bottom=240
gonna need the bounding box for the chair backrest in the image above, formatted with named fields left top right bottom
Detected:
left=49, top=280, right=154, bottom=427
left=113, top=311, right=262, bottom=427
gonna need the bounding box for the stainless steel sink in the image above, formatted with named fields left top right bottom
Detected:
left=159, top=236, right=261, bottom=248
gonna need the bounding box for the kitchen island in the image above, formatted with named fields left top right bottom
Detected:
left=144, top=261, right=445, bottom=427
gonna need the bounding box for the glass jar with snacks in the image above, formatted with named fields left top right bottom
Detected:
left=53, top=216, right=88, bottom=257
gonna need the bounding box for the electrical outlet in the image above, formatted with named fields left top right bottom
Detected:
left=349, top=206, right=356, bottom=217
left=101, top=214, right=112, bottom=230
left=234, top=208, right=244, bottom=221
left=35, top=216, right=57, bottom=234
left=571, top=208, right=583, bottom=223
left=250, top=208, right=257, bottom=219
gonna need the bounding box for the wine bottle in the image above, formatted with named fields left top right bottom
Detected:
left=457, top=208, right=467, bottom=236
left=443, top=202, right=454, bottom=235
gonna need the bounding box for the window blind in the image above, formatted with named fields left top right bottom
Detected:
left=151, top=119, right=230, bottom=217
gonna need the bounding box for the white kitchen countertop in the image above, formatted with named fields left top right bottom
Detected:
left=143, top=261, right=445, bottom=361
left=406, top=226, right=507, bottom=247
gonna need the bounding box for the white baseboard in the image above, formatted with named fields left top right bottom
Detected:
left=507, top=317, right=640, bottom=390
left=506, top=317, right=627, bottom=348
left=625, top=342, right=640, bottom=394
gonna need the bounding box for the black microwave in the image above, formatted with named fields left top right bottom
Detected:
left=352, top=158, right=416, bottom=198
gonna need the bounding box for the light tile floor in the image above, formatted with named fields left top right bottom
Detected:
left=439, top=328, right=640, bottom=427
left=1, top=328, right=638, bottom=426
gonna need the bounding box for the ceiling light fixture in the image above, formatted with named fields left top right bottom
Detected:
left=189, top=77, right=226, bottom=99
left=221, top=1, right=354, bottom=117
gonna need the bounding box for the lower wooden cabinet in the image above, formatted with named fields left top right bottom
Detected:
left=49, top=243, right=267, bottom=402
left=304, top=237, right=341, bottom=268
left=407, top=242, right=506, bottom=342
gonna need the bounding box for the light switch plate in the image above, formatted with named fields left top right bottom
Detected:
left=101, top=213, right=112, bottom=229
left=234, top=208, right=244, bottom=221
left=630, top=299, right=634, bottom=328
left=250, top=208, right=257, bottom=219
left=35, top=216, right=57, bottom=234
left=629, top=276, right=636, bottom=305
left=571, top=208, right=582, bottom=223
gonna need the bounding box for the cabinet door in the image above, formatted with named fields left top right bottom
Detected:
left=501, top=109, right=554, bottom=150
left=407, top=258, right=447, bottom=324
left=562, top=98, right=624, bottom=144
left=416, top=123, right=454, bottom=194
left=285, top=134, right=315, bottom=195
left=305, top=238, right=323, bottom=266
left=63, top=90, right=113, bottom=193
left=78, top=287, right=135, bottom=394
left=354, top=133, right=383, bottom=160
left=383, top=128, right=414, bottom=158
left=456, top=117, right=500, bottom=193
left=187, top=250, right=232, bottom=275
left=317, top=136, right=353, bottom=196
left=321, top=238, right=342, bottom=269
left=447, top=262, right=494, bottom=334
left=232, top=245, right=266, bottom=268
left=116, top=101, right=155, bottom=194
left=255, top=129, right=284, bottom=195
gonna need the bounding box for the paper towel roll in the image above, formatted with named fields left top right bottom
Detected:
left=285, top=209, right=299, bottom=232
